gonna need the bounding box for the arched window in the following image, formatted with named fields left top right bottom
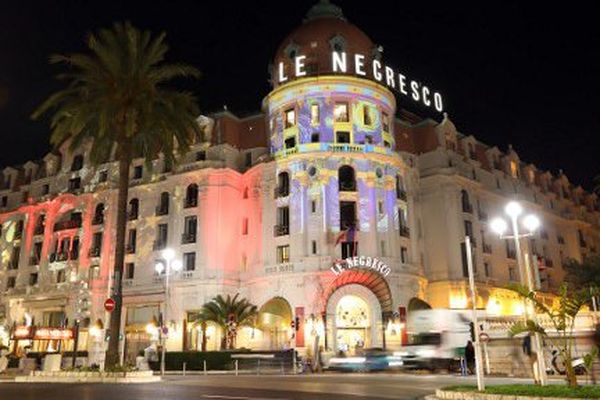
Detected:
left=338, top=165, right=356, bottom=192
left=93, top=203, right=104, bottom=225
left=128, top=198, right=139, bottom=220
left=71, top=154, right=84, bottom=171
left=461, top=190, right=472, bottom=213
left=157, top=192, right=169, bottom=215
left=185, top=184, right=198, bottom=208
left=276, top=172, right=289, bottom=198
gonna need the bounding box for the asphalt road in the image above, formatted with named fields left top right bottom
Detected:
left=0, top=373, right=540, bottom=400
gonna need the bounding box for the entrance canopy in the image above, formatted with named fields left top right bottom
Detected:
left=322, top=268, right=393, bottom=314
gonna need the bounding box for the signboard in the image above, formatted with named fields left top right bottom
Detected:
left=330, top=256, right=391, bottom=277
left=13, top=326, right=73, bottom=340
left=104, top=298, right=116, bottom=312
left=277, top=51, right=444, bottom=112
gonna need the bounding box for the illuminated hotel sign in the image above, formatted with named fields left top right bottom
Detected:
left=331, top=256, right=391, bottom=277
left=278, top=51, right=444, bottom=112
left=13, top=326, right=74, bottom=340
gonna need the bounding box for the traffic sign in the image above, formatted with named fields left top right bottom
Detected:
left=479, top=332, right=490, bottom=343
left=104, top=298, right=116, bottom=312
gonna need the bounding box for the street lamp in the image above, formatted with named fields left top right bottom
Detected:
left=155, top=248, right=182, bottom=376
left=490, top=200, right=547, bottom=385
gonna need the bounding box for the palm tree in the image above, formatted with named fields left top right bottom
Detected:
left=197, top=294, right=258, bottom=350
left=32, top=22, right=202, bottom=367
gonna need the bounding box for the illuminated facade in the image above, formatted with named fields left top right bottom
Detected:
left=0, top=0, right=599, bottom=362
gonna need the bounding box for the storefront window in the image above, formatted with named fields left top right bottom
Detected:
left=334, top=103, right=349, bottom=122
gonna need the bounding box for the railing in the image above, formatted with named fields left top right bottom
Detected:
left=184, top=198, right=198, bottom=208
left=181, top=232, right=196, bottom=244
left=153, top=240, right=167, bottom=251
left=92, top=214, right=104, bottom=225
left=327, top=144, right=363, bottom=153
left=29, top=256, right=40, bottom=265
left=399, top=225, right=410, bottom=238
left=273, top=187, right=289, bottom=198
left=181, top=270, right=195, bottom=280
left=54, top=219, right=81, bottom=231
left=483, top=313, right=599, bottom=338
left=339, top=182, right=356, bottom=192
left=155, top=206, right=169, bottom=216
left=273, top=225, right=290, bottom=237
left=88, top=247, right=101, bottom=257
left=126, top=244, right=136, bottom=254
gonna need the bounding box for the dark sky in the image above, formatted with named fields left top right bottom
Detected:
left=1, top=1, right=599, bottom=189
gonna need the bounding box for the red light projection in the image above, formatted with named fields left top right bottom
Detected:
left=321, top=268, right=393, bottom=314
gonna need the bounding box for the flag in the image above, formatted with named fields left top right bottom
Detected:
left=335, top=224, right=357, bottom=247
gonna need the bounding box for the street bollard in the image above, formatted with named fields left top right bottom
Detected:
left=183, top=362, right=186, bottom=376
left=203, top=360, right=207, bottom=376
left=235, top=359, right=238, bottom=376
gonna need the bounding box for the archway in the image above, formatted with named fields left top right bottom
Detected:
left=258, top=297, right=292, bottom=350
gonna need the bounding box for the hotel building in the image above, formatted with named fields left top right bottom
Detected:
left=0, top=1, right=598, bottom=363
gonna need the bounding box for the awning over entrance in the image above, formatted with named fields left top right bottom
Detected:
left=323, top=268, right=393, bottom=313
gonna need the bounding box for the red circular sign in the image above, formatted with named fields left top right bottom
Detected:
left=479, top=332, right=490, bottom=343
left=104, top=298, right=116, bottom=312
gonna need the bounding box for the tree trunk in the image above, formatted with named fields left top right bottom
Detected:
left=565, top=353, right=579, bottom=387
left=105, top=144, right=131, bottom=367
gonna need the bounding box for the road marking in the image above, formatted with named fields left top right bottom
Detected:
left=201, top=395, right=289, bottom=400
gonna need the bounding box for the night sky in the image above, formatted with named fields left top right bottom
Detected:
left=1, top=1, right=599, bottom=189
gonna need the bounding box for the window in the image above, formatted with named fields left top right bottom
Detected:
left=41, top=184, right=50, bottom=195
left=336, top=131, right=350, bottom=143
left=125, top=263, right=135, bottom=280
left=245, top=152, right=252, bottom=167
left=460, top=243, right=469, bottom=278
left=364, top=135, right=373, bottom=144
left=133, top=165, right=143, bottom=180
left=93, top=203, right=105, bottom=224
left=128, top=198, right=139, bottom=220
left=341, top=241, right=357, bottom=259
left=509, top=267, right=517, bottom=281
left=510, top=161, right=519, bottom=179
left=71, top=155, right=84, bottom=171
left=155, top=224, right=168, bottom=249
left=98, top=170, right=108, bottom=182
left=312, top=240, right=317, bottom=255
left=56, top=269, right=66, bottom=283
left=196, top=151, right=206, bottom=161
left=334, top=103, right=349, bottom=122
left=127, top=229, right=137, bottom=253
left=311, top=132, right=320, bottom=143
left=382, top=112, right=390, bottom=132
left=183, top=216, right=197, bottom=243
left=378, top=201, right=384, bottom=215
left=276, top=245, right=290, bottom=263
left=338, top=165, right=356, bottom=191
left=363, top=105, right=373, bottom=126
left=401, top=247, right=408, bottom=263
left=461, top=190, right=472, bottom=213
left=310, top=104, right=320, bottom=125
left=9, top=246, right=20, bottom=269
left=464, top=220, right=474, bottom=242
left=284, top=109, right=296, bottom=128
left=185, top=184, right=198, bottom=207
left=157, top=192, right=169, bottom=215
left=184, top=252, right=196, bottom=271
left=275, top=207, right=290, bottom=236
left=1, top=196, right=7, bottom=207
left=276, top=172, right=290, bottom=197
left=29, top=272, right=38, bottom=286
left=31, top=242, right=42, bottom=264
left=242, top=218, right=249, bottom=235
left=484, top=262, right=491, bottom=277
left=311, top=200, right=317, bottom=213
left=243, top=187, right=249, bottom=199
left=91, top=232, right=102, bottom=255
left=284, top=136, right=296, bottom=149
left=6, top=276, right=16, bottom=289
left=380, top=240, right=386, bottom=256
left=68, top=177, right=81, bottom=192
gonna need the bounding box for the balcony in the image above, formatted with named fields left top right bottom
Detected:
left=88, top=247, right=101, bottom=257
left=92, top=214, right=104, bottom=225
left=126, top=244, right=136, bottom=254
left=399, top=225, right=410, bottom=238
left=462, top=203, right=473, bottom=214
left=396, top=189, right=407, bottom=201
left=181, top=232, right=196, bottom=244
left=184, top=198, right=198, bottom=208
left=56, top=252, right=69, bottom=262
left=273, top=187, right=289, bottom=199
left=483, top=243, right=492, bottom=254
left=54, top=219, right=81, bottom=231
left=155, top=205, right=169, bottom=216
left=339, top=182, right=357, bottom=192
left=478, top=211, right=488, bottom=222
left=153, top=240, right=167, bottom=251
left=274, top=224, right=290, bottom=237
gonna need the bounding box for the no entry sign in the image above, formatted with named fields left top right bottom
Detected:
left=104, top=298, right=116, bottom=312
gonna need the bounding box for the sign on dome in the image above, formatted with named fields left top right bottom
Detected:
left=331, top=256, right=391, bottom=277
left=277, top=51, right=444, bottom=112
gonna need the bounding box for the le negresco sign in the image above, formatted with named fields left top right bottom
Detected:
left=330, top=256, right=391, bottom=277
left=277, top=51, right=444, bottom=113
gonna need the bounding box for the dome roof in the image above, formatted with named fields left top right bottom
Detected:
left=272, top=0, right=378, bottom=87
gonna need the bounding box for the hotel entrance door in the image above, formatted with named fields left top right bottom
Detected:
left=335, top=295, right=370, bottom=355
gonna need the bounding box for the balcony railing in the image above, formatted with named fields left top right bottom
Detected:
left=274, top=187, right=289, bottom=198
left=88, top=247, right=101, bottom=257
left=184, top=198, right=198, bottom=208
left=155, top=205, right=169, bottom=216
left=14, top=230, right=23, bottom=240
left=339, top=182, right=357, bottom=192
left=396, top=189, right=407, bottom=201
left=399, top=225, right=410, bottom=238
left=181, top=232, right=196, bottom=244
left=54, top=219, right=81, bottom=231
left=92, top=214, right=104, bottom=225
left=153, top=240, right=167, bottom=251
left=274, top=224, right=290, bottom=237
left=126, top=244, right=136, bottom=254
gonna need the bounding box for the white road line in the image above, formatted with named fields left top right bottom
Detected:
left=201, top=395, right=289, bottom=400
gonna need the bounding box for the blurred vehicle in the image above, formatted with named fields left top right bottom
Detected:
left=394, top=309, right=473, bottom=371
left=327, top=348, right=391, bottom=372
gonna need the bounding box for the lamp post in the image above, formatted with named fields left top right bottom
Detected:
left=154, top=248, right=182, bottom=376
left=465, top=235, right=485, bottom=391
left=490, top=201, right=547, bottom=385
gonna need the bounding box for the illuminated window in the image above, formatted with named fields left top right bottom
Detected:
left=276, top=245, right=290, bottom=263
left=363, top=105, right=373, bottom=126
left=510, top=161, right=519, bottom=178
left=285, top=109, right=296, bottom=128
left=334, top=103, right=349, bottom=122
left=311, top=104, right=320, bottom=125
left=382, top=113, right=390, bottom=132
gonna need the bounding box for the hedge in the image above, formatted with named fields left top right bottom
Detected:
left=148, top=349, right=296, bottom=371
